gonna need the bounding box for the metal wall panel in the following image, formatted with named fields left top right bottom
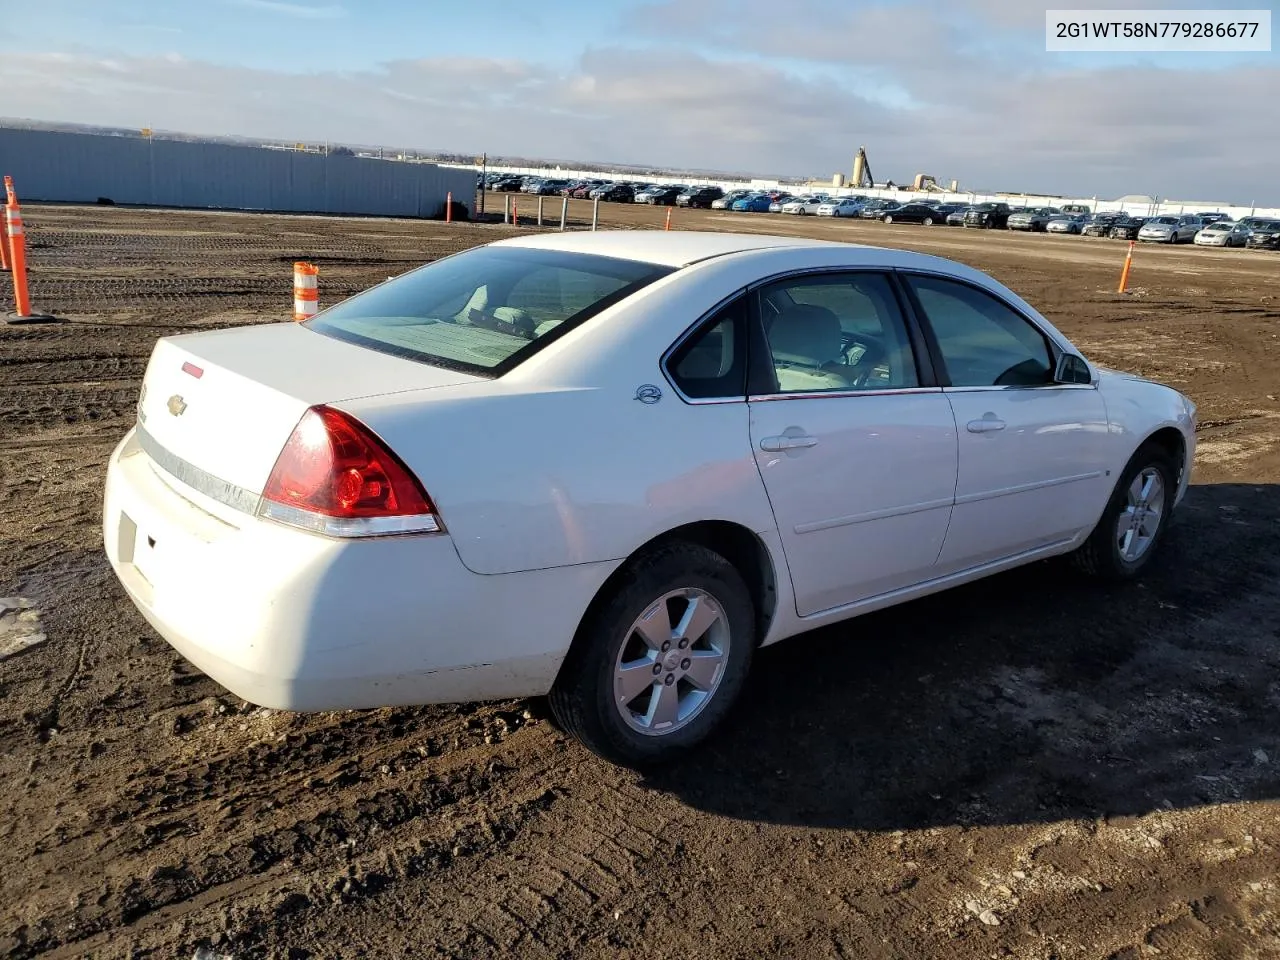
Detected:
left=0, top=128, right=475, bottom=218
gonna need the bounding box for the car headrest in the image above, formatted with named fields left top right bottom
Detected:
left=769, top=304, right=844, bottom=367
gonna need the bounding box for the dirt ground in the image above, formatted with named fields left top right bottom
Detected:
left=2, top=198, right=1279, bottom=960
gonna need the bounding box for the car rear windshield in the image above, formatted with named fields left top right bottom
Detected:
left=307, top=246, right=674, bottom=376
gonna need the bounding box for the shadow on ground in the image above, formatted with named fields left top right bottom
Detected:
left=644, top=482, right=1280, bottom=830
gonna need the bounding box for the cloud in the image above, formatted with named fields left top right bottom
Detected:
left=0, top=1, right=1275, bottom=204
left=0, top=49, right=899, bottom=174
left=225, top=0, right=345, bottom=19
left=611, top=0, right=1278, bottom=200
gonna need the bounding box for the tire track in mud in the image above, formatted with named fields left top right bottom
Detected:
left=0, top=383, right=138, bottom=433
left=7, top=700, right=560, bottom=958
left=230, top=767, right=690, bottom=959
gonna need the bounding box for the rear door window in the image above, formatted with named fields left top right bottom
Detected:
left=756, top=273, right=919, bottom=393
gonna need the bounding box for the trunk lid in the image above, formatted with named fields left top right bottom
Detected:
left=136, top=322, right=480, bottom=498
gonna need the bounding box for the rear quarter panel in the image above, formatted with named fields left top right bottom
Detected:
left=343, top=382, right=767, bottom=575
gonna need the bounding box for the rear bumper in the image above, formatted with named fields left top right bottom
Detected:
left=103, top=429, right=613, bottom=711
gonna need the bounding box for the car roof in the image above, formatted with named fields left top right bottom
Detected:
left=492, top=229, right=852, bottom=267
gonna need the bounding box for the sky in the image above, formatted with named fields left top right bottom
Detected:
left=0, top=0, right=1276, bottom=202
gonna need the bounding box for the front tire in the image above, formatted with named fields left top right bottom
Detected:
left=923, top=216, right=934, bottom=226
left=1070, top=442, right=1178, bottom=581
left=549, top=543, right=756, bottom=766
left=883, top=215, right=893, bottom=224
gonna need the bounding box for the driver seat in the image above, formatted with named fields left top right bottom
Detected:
left=768, top=304, right=851, bottom=391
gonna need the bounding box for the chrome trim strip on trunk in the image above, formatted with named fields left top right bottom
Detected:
left=135, top=423, right=261, bottom=516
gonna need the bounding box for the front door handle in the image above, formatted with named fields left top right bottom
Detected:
left=760, top=434, right=819, bottom=452
left=966, top=414, right=1006, bottom=434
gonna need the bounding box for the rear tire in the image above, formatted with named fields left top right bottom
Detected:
left=1070, top=442, right=1178, bottom=581
left=549, top=543, right=756, bottom=767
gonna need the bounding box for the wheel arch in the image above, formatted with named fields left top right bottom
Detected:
left=567, top=520, right=780, bottom=659
left=1139, top=425, right=1188, bottom=484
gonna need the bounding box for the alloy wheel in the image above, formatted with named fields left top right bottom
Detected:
left=1114, top=467, right=1166, bottom=563
left=612, top=588, right=730, bottom=736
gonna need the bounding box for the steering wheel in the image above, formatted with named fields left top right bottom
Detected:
left=836, top=336, right=888, bottom=387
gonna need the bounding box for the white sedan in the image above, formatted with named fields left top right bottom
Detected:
left=1193, top=221, right=1250, bottom=247
left=780, top=196, right=828, bottom=215
left=816, top=198, right=862, bottom=217
left=104, top=231, right=1196, bottom=765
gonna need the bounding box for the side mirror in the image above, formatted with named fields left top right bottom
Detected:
left=1055, top=353, right=1093, bottom=385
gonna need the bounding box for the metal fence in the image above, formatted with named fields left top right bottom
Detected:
left=0, top=128, right=475, bottom=218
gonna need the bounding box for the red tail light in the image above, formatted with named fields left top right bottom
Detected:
left=259, top=406, right=441, bottom=537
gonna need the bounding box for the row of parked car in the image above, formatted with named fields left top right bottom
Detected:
left=480, top=175, right=1280, bottom=250
left=483, top=173, right=728, bottom=206
left=953, top=203, right=1280, bottom=249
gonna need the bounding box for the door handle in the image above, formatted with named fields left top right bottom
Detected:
left=966, top=415, right=1006, bottom=434
left=760, top=434, right=819, bottom=452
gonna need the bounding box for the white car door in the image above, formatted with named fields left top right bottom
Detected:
left=747, top=272, right=958, bottom=617
left=901, top=272, right=1111, bottom=571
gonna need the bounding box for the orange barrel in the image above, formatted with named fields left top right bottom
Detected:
left=293, top=261, right=319, bottom=321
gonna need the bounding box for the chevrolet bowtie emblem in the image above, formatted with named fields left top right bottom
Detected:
left=167, top=394, right=187, bottom=417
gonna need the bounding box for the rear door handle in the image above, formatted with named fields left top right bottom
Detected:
left=966, top=415, right=1006, bottom=434
left=760, top=434, right=819, bottom=452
